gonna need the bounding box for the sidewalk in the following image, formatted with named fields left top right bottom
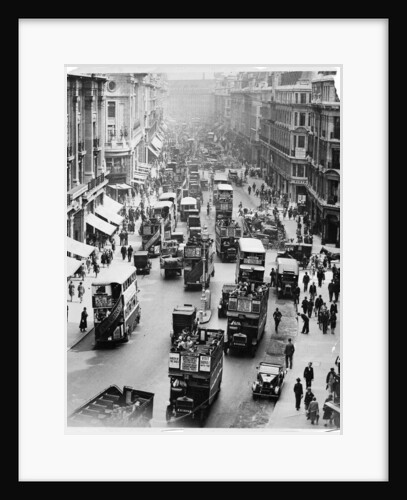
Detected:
left=66, top=191, right=158, bottom=350
left=266, top=265, right=340, bottom=431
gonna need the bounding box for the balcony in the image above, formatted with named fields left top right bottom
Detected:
left=78, top=141, right=86, bottom=155
left=330, top=131, right=340, bottom=141
left=93, top=137, right=101, bottom=150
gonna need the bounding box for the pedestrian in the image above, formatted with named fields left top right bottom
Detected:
left=284, top=338, right=295, bottom=369
left=77, top=281, right=85, bottom=304
left=111, top=239, right=116, bottom=253
left=293, top=378, right=303, bottom=411
left=124, top=231, right=129, bottom=245
left=79, top=262, right=87, bottom=281
left=330, top=311, right=337, bottom=334
left=298, top=313, right=310, bottom=334
left=93, top=261, right=100, bottom=278
left=101, top=252, right=106, bottom=267
left=269, top=267, right=276, bottom=287
left=68, top=281, right=75, bottom=301
left=127, top=244, right=133, bottom=262
left=304, top=387, right=314, bottom=412
left=301, top=297, right=309, bottom=315
left=326, top=368, right=337, bottom=394
left=121, top=245, right=127, bottom=260
left=307, top=297, right=314, bottom=318
left=293, top=285, right=301, bottom=309
left=303, top=362, right=314, bottom=388
left=322, top=395, right=334, bottom=427
left=248, top=185, right=251, bottom=195
left=307, top=397, right=319, bottom=424
left=273, top=308, right=282, bottom=332
left=79, top=307, right=88, bottom=333
left=302, top=271, right=310, bottom=292
left=333, top=280, right=340, bottom=302
left=328, top=280, right=335, bottom=302
left=86, top=257, right=91, bottom=274
left=317, top=268, right=324, bottom=287
left=321, top=308, right=330, bottom=334
left=314, top=295, right=323, bottom=318
left=309, top=282, right=317, bottom=301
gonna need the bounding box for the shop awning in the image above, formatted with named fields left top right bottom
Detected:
left=148, top=145, right=159, bottom=157
left=95, top=205, right=124, bottom=226
left=103, top=194, right=123, bottom=213
left=152, top=136, right=163, bottom=151
left=86, top=213, right=116, bottom=236
left=108, top=183, right=132, bottom=191
left=67, top=256, right=82, bottom=278
left=66, top=236, right=96, bottom=258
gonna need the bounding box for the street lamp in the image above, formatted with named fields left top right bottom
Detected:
left=200, top=225, right=210, bottom=322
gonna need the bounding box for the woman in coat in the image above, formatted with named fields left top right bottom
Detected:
left=79, top=307, right=88, bottom=332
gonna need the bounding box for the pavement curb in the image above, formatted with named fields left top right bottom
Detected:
left=68, top=327, right=94, bottom=350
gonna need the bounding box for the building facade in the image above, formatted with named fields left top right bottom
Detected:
left=259, top=73, right=316, bottom=201
left=307, top=75, right=340, bottom=246
left=67, top=73, right=109, bottom=243
left=103, top=73, right=146, bottom=201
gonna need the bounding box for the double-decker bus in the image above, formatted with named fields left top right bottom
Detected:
left=92, top=267, right=140, bottom=345
left=151, top=200, right=176, bottom=234
left=235, top=238, right=266, bottom=285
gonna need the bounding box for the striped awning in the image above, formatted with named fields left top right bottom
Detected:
left=86, top=213, right=116, bottom=236
left=95, top=205, right=124, bottom=226
left=67, top=256, right=82, bottom=278
left=66, top=236, right=96, bottom=258
left=103, top=195, right=123, bottom=213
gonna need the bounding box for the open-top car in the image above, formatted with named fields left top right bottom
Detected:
left=252, top=362, right=287, bottom=400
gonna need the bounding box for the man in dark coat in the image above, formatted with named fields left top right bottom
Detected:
left=303, top=362, right=314, bottom=388
left=269, top=267, right=277, bottom=287
left=309, top=282, right=317, bottom=301
left=301, top=297, right=309, bottom=315
left=284, top=338, right=295, bottom=369
left=302, top=272, right=310, bottom=292
left=273, top=308, right=282, bottom=332
left=317, top=268, right=325, bottom=287
left=299, top=313, right=310, bottom=334
left=333, top=280, right=340, bottom=302
left=121, top=245, right=127, bottom=260
left=315, top=295, right=323, bottom=318
left=304, top=387, right=315, bottom=412
left=293, top=285, right=301, bottom=307
left=127, top=244, right=133, bottom=262
left=293, top=378, right=303, bottom=411
left=330, top=301, right=338, bottom=315
left=328, top=280, right=335, bottom=302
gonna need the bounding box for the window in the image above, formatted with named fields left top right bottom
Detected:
left=107, top=124, right=116, bottom=141
left=297, top=164, right=305, bottom=177
left=108, top=102, right=116, bottom=119
left=295, top=93, right=298, bottom=104
left=300, top=93, right=307, bottom=104
left=292, top=165, right=297, bottom=177
left=298, top=135, right=305, bottom=148
left=299, top=113, right=306, bottom=126
left=294, top=113, right=298, bottom=126
left=308, top=114, right=311, bottom=127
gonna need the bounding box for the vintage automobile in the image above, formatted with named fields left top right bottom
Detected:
left=133, top=251, right=152, bottom=275
left=218, top=283, right=237, bottom=318
left=252, top=362, right=287, bottom=400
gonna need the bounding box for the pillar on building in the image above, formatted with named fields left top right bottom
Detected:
left=72, top=94, right=80, bottom=186
left=84, top=94, right=95, bottom=183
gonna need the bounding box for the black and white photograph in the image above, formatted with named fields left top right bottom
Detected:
left=65, top=65, right=342, bottom=432
left=19, top=19, right=388, bottom=482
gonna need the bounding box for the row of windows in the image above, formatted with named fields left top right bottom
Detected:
left=122, top=271, right=137, bottom=292
left=276, top=91, right=311, bottom=105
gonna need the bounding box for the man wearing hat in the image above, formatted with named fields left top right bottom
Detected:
left=304, top=387, right=315, bottom=413
left=293, top=378, right=303, bottom=411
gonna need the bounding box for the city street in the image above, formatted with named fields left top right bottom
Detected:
left=67, top=170, right=340, bottom=429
